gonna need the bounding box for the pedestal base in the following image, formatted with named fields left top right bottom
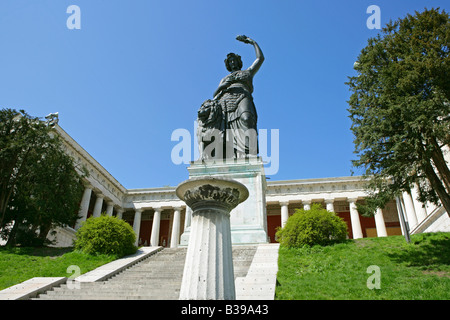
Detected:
left=180, top=157, right=268, bottom=246
left=176, top=177, right=248, bottom=300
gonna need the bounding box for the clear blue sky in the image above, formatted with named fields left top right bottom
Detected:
left=1, top=1, right=449, bottom=189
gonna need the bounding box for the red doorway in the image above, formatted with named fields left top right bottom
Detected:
left=139, top=220, right=152, bottom=246
left=267, top=215, right=281, bottom=243
left=160, top=220, right=170, bottom=247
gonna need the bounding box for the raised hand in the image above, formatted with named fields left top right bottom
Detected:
left=236, top=35, right=254, bottom=44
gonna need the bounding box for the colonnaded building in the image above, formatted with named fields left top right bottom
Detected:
left=48, top=120, right=450, bottom=248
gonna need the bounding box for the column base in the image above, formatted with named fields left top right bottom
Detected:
left=180, top=157, right=269, bottom=245
left=176, top=177, right=248, bottom=300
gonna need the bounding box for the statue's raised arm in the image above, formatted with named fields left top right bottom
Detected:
left=236, top=35, right=265, bottom=76
left=200, top=35, right=264, bottom=160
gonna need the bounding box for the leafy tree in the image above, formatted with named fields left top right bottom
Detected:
left=0, top=108, right=85, bottom=246
left=276, top=204, right=348, bottom=248
left=346, top=8, right=450, bottom=216
left=74, top=215, right=137, bottom=257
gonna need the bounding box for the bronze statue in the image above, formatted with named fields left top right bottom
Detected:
left=197, top=35, right=264, bottom=160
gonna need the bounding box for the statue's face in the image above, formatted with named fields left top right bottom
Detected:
left=228, top=56, right=240, bottom=71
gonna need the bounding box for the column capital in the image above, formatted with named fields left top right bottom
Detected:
left=151, top=207, right=162, bottom=247
left=133, top=208, right=142, bottom=247
left=324, top=198, right=334, bottom=204
left=278, top=200, right=289, bottom=206
left=348, top=197, right=358, bottom=203
left=302, top=199, right=312, bottom=204
left=173, top=207, right=182, bottom=212
left=92, top=195, right=104, bottom=218
left=349, top=199, right=363, bottom=239
left=82, top=181, right=93, bottom=189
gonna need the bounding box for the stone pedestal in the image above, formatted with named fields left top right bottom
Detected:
left=176, top=177, right=248, bottom=300
left=180, top=157, right=268, bottom=245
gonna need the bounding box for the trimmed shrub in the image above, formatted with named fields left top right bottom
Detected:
left=74, top=215, right=137, bottom=257
left=276, top=203, right=348, bottom=248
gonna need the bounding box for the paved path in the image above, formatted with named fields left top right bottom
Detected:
left=1, top=243, right=280, bottom=300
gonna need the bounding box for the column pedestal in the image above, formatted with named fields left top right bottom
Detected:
left=92, top=194, right=104, bottom=218
left=349, top=199, right=363, bottom=239
left=75, top=186, right=92, bottom=229
left=176, top=177, right=248, bottom=300
left=170, top=207, right=181, bottom=248
left=303, top=200, right=311, bottom=210
left=280, top=201, right=289, bottom=228
left=133, top=209, right=142, bottom=247
left=374, top=208, right=388, bottom=237
left=180, top=157, right=267, bottom=245
left=150, top=208, right=161, bottom=247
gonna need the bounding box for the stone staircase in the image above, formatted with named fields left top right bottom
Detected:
left=35, top=246, right=258, bottom=300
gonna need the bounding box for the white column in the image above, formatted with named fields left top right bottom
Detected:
left=177, top=178, right=247, bottom=300
left=325, top=199, right=335, bottom=212
left=170, top=207, right=182, bottom=248
left=374, top=208, right=388, bottom=237
left=106, top=201, right=114, bottom=216
left=184, top=206, right=192, bottom=231
left=303, top=200, right=311, bottom=210
left=75, top=186, right=92, bottom=229
left=410, top=185, right=427, bottom=222
left=133, top=209, right=143, bottom=247
left=396, top=197, right=408, bottom=236
left=349, top=198, right=363, bottom=239
left=116, top=208, right=124, bottom=220
left=402, top=191, right=418, bottom=229
left=92, top=194, right=104, bottom=218
left=150, top=208, right=162, bottom=247
left=280, top=201, right=289, bottom=228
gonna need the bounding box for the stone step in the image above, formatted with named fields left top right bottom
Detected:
left=112, top=270, right=184, bottom=276
left=43, top=288, right=180, bottom=296
left=51, top=283, right=181, bottom=292
left=43, top=286, right=181, bottom=294
left=36, top=293, right=178, bottom=300
left=34, top=245, right=262, bottom=300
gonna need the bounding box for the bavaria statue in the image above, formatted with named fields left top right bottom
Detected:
left=197, top=35, right=264, bottom=160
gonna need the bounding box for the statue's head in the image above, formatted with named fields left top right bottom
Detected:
left=224, top=53, right=243, bottom=72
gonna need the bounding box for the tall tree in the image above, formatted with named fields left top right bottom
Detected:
left=0, top=109, right=86, bottom=246
left=346, top=8, right=450, bottom=216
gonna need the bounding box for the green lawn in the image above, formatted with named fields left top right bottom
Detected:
left=0, top=247, right=117, bottom=290
left=275, top=232, right=450, bottom=300
left=2, top=233, right=450, bottom=299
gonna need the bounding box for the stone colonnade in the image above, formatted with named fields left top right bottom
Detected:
left=129, top=207, right=183, bottom=248
left=74, top=184, right=184, bottom=248
left=277, top=198, right=386, bottom=239
left=74, top=182, right=435, bottom=245
left=276, top=189, right=433, bottom=239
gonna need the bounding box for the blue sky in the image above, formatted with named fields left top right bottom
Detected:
left=1, top=1, right=449, bottom=189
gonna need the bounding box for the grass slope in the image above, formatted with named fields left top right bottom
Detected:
left=0, top=247, right=116, bottom=290
left=276, top=232, right=450, bottom=300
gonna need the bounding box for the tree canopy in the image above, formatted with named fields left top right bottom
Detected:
left=346, top=8, right=450, bottom=216
left=0, top=108, right=86, bottom=246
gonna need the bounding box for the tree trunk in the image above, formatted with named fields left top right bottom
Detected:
left=38, top=224, right=52, bottom=244
left=5, top=220, right=20, bottom=247
left=430, top=138, right=450, bottom=194
left=423, top=160, right=450, bottom=217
